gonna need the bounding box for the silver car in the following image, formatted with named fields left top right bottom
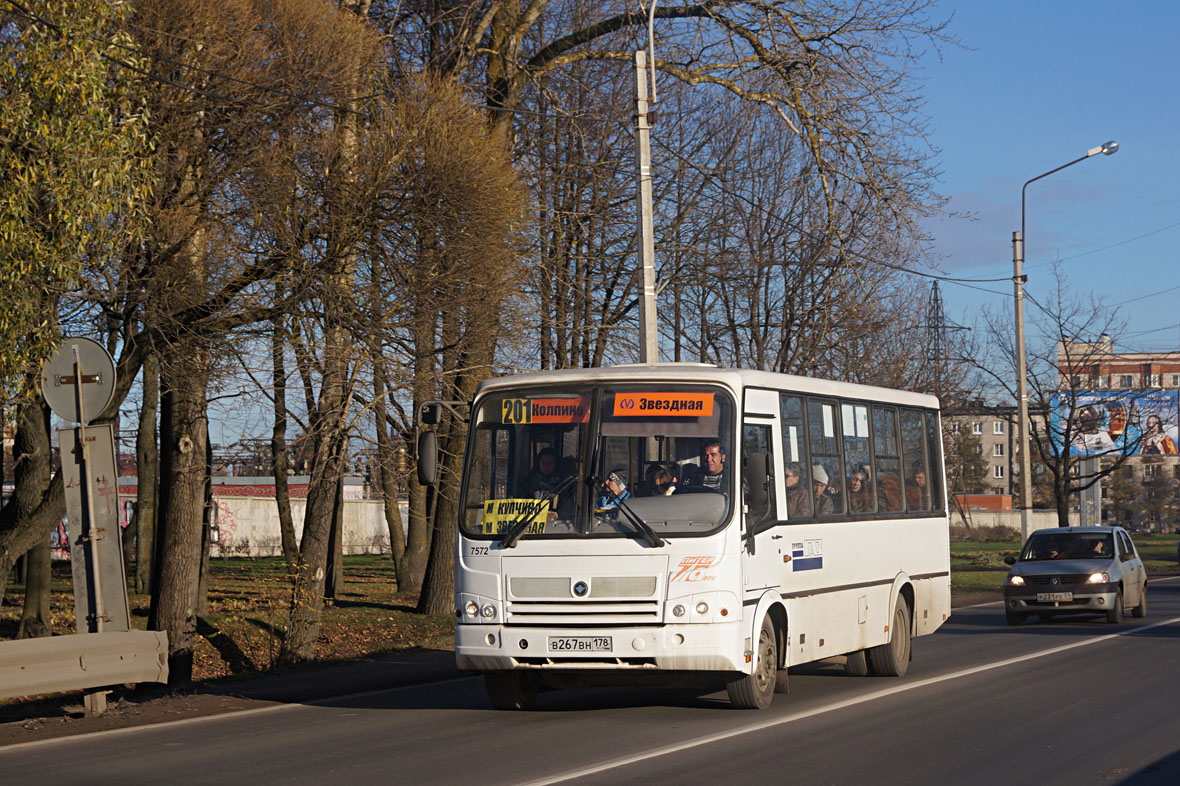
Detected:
left=1002, top=526, right=1147, bottom=625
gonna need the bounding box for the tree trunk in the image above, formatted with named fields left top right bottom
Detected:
left=134, top=349, right=159, bottom=594
left=0, top=386, right=61, bottom=614
left=324, top=472, right=344, bottom=600
left=271, top=309, right=298, bottom=570
left=16, top=537, right=52, bottom=639
left=149, top=342, right=211, bottom=685
left=372, top=358, right=406, bottom=579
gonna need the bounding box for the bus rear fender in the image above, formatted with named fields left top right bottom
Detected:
left=889, top=574, right=916, bottom=638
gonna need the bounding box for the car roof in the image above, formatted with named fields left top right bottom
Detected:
left=1029, top=526, right=1122, bottom=537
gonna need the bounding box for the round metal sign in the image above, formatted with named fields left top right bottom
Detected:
left=40, top=337, right=116, bottom=424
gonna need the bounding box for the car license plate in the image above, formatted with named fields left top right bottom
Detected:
left=1036, top=592, right=1072, bottom=602
left=548, top=636, right=612, bottom=653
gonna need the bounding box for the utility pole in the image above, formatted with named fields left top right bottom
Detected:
left=1012, top=230, right=1033, bottom=542
left=634, top=48, right=658, bottom=363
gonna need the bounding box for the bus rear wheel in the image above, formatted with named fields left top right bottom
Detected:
left=845, top=649, right=872, bottom=676
left=868, top=598, right=911, bottom=677
left=484, top=672, right=538, bottom=710
left=728, top=616, right=777, bottom=709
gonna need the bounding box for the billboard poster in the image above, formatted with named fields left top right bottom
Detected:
left=1051, top=390, right=1179, bottom=456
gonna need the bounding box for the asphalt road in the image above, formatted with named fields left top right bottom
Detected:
left=3, top=578, right=1179, bottom=785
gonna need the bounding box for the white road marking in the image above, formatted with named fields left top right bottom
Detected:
left=518, top=613, right=1180, bottom=786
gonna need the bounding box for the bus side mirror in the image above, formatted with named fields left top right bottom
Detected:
left=420, top=402, right=442, bottom=425
left=417, top=431, right=438, bottom=485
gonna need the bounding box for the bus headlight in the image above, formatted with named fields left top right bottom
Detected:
left=695, top=601, right=709, bottom=615
left=672, top=604, right=686, bottom=618
left=481, top=604, right=496, bottom=618
left=465, top=601, right=480, bottom=617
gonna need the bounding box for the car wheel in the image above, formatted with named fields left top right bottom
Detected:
left=1005, top=611, right=1026, bottom=626
left=868, top=598, right=911, bottom=677
left=484, top=672, right=539, bottom=710
left=1131, top=583, right=1147, bottom=618
left=1105, top=588, right=1123, bottom=624
left=728, top=615, right=777, bottom=709
left=845, top=649, right=872, bottom=676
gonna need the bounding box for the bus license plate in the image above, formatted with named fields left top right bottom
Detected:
left=548, top=636, right=612, bottom=653
left=1036, top=592, right=1072, bottom=602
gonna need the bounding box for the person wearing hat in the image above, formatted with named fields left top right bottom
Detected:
left=812, top=463, right=834, bottom=515
left=597, top=469, right=631, bottom=509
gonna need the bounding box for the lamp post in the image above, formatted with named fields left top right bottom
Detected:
left=1013, top=140, right=1119, bottom=540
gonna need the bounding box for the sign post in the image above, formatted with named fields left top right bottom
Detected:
left=40, top=337, right=127, bottom=715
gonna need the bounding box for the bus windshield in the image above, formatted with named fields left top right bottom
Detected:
left=460, top=385, right=735, bottom=541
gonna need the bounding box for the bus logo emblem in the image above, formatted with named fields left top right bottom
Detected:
left=573, top=581, right=589, bottom=597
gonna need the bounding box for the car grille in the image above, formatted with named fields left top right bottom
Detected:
left=1027, top=574, right=1089, bottom=587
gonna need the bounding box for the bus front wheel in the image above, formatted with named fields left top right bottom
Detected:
left=484, top=672, right=538, bottom=710
left=727, top=616, right=777, bottom=709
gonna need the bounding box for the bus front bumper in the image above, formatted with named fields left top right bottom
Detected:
left=455, top=621, right=746, bottom=673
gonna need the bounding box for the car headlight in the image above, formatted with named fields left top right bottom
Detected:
left=1087, top=572, right=1109, bottom=584
left=1007, top=575, right=1025, bottom=586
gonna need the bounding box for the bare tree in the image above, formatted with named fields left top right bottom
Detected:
left=972, top=269, right=1147, bottom=526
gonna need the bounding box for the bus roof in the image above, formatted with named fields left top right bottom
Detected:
left=476, top=364, right=940, bottom=410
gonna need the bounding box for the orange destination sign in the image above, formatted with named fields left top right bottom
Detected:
left=501, top=397, right=590, bottom=424
left=613, top=392, right=714, bottom=417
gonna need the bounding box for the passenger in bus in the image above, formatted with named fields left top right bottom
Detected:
left=652, top=466, right=677, bottom=496
left=596, top=469, right=631, bottom=509
left=784, top=463, right=811, bottom=516
left=701, top=440, right=728, bottom=491
left=520, top=448, right=566, bottom=498
left=812, top=464, right=834, bottom=515
left=905, top=464, right=929, bottom=510
left=847, top=469, right=874, bottom=513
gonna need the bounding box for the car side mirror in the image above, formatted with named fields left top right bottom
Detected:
left=1003, top=556, right=1016, bottom=566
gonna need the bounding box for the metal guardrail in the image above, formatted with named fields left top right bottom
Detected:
left=0, top=630, right=168, bottom=700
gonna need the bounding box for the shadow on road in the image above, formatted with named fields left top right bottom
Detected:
left=1122, top=747, right=1180, bottom=784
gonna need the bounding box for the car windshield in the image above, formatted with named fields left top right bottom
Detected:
left=1021, top=532, right=1114, bottom=561
left=460, top=384, right=735, bottom=541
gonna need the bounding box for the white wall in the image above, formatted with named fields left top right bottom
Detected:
left=951, top=509, right=1079, bottom=531
left=209, top=497, right=408, bottom=558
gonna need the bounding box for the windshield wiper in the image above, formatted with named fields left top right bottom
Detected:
left=498, top=474, right=578, bottom=549
left=597, top=480, right=665, bottom=548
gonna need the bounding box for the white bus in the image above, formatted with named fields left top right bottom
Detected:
left=430, top=364, right=950, bottom=710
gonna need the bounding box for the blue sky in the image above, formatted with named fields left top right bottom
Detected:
left=919, top=0, right=1179, bottom=352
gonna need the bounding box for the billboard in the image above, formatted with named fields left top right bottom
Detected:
left=1051, top=390, right=1179, bottom=456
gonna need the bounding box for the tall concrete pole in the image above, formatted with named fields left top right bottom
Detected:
left=1012, top=230, right=1033, bottom=542
left=634, top=49, right=658, bottom=363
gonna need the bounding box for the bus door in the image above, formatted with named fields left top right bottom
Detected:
left=741, top=389, right=784, bottom=595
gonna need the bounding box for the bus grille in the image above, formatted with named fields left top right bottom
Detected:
left=505, top=575, right=661, bottom=626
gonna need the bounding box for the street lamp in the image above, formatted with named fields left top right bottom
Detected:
left=1012, top=140, right=1119, bottom=540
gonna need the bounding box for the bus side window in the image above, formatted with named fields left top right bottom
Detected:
left=807, top=399, right=845, bottom=516
left=872, top=406, right=904, bottom=513
left=743, top=424, right=776, bottom=525
left=780, top=394, right=812, bottom=518
left=925, top=410, right=944, bottom=511
left=901, top=409, right=930, bottom=511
